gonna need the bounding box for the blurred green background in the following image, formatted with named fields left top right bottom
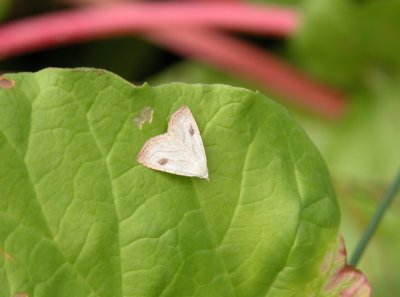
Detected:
left=1, top=0, right=399, bottom=296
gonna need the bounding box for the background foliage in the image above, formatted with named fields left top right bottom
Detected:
left=1, top=0, right=399, bottom=296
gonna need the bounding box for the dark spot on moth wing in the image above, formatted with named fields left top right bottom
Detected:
left=157, top=158, right=168, bottom=165
left=189, top=125, right=195, bottom=136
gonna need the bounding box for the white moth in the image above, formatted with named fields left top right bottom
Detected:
left=137, top=106, right=209, bottom=180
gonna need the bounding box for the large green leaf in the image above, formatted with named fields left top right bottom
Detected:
left=0, top=68, right=365, bottom=296
left=156, top=60, right=400, bottom=295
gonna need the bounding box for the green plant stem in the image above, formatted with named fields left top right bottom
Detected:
left=349, top=169, right=400, bottom=267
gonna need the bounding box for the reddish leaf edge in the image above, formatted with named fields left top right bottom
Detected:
left=322, top=236, right=371, bottom=297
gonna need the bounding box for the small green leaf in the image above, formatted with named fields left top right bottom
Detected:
left=0, top=68, right=366, bottom=296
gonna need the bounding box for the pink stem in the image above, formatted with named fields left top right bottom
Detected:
left=0, top=2, right=345, bottom=117
left=0, top=2, right=299, bottom=58
left=148, top=29, right=345, bottom=118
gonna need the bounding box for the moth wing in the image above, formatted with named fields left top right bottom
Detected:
left=136, top=134, right=208, bottom=178
left=167, top=106, right=207, bottom=166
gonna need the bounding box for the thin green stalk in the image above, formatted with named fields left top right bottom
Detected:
left=349, top=169, right=400, bottom=267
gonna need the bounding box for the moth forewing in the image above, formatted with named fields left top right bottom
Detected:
left=136, top=106, right=209, bottom=179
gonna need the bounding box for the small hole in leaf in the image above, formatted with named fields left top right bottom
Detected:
left=134, top=106, right=154, bottom=129
left=0, top=77, right=15, bottom=89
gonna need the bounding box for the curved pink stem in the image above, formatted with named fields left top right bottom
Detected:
left=148, top=29, right=345, bottom=118
left=0, top=2, right=299, bottom=58
left=0, top=2, right=345, bottom=117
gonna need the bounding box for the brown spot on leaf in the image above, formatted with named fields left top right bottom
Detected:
left=0, top=77, right=15, bottom=89
left=94, top=69, right=106, bottom=75
left=157, top=158, right=168, bottom=165
left=0, top=248, right=14, bottom=261
left=13, top=293, right=28, bottom=297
